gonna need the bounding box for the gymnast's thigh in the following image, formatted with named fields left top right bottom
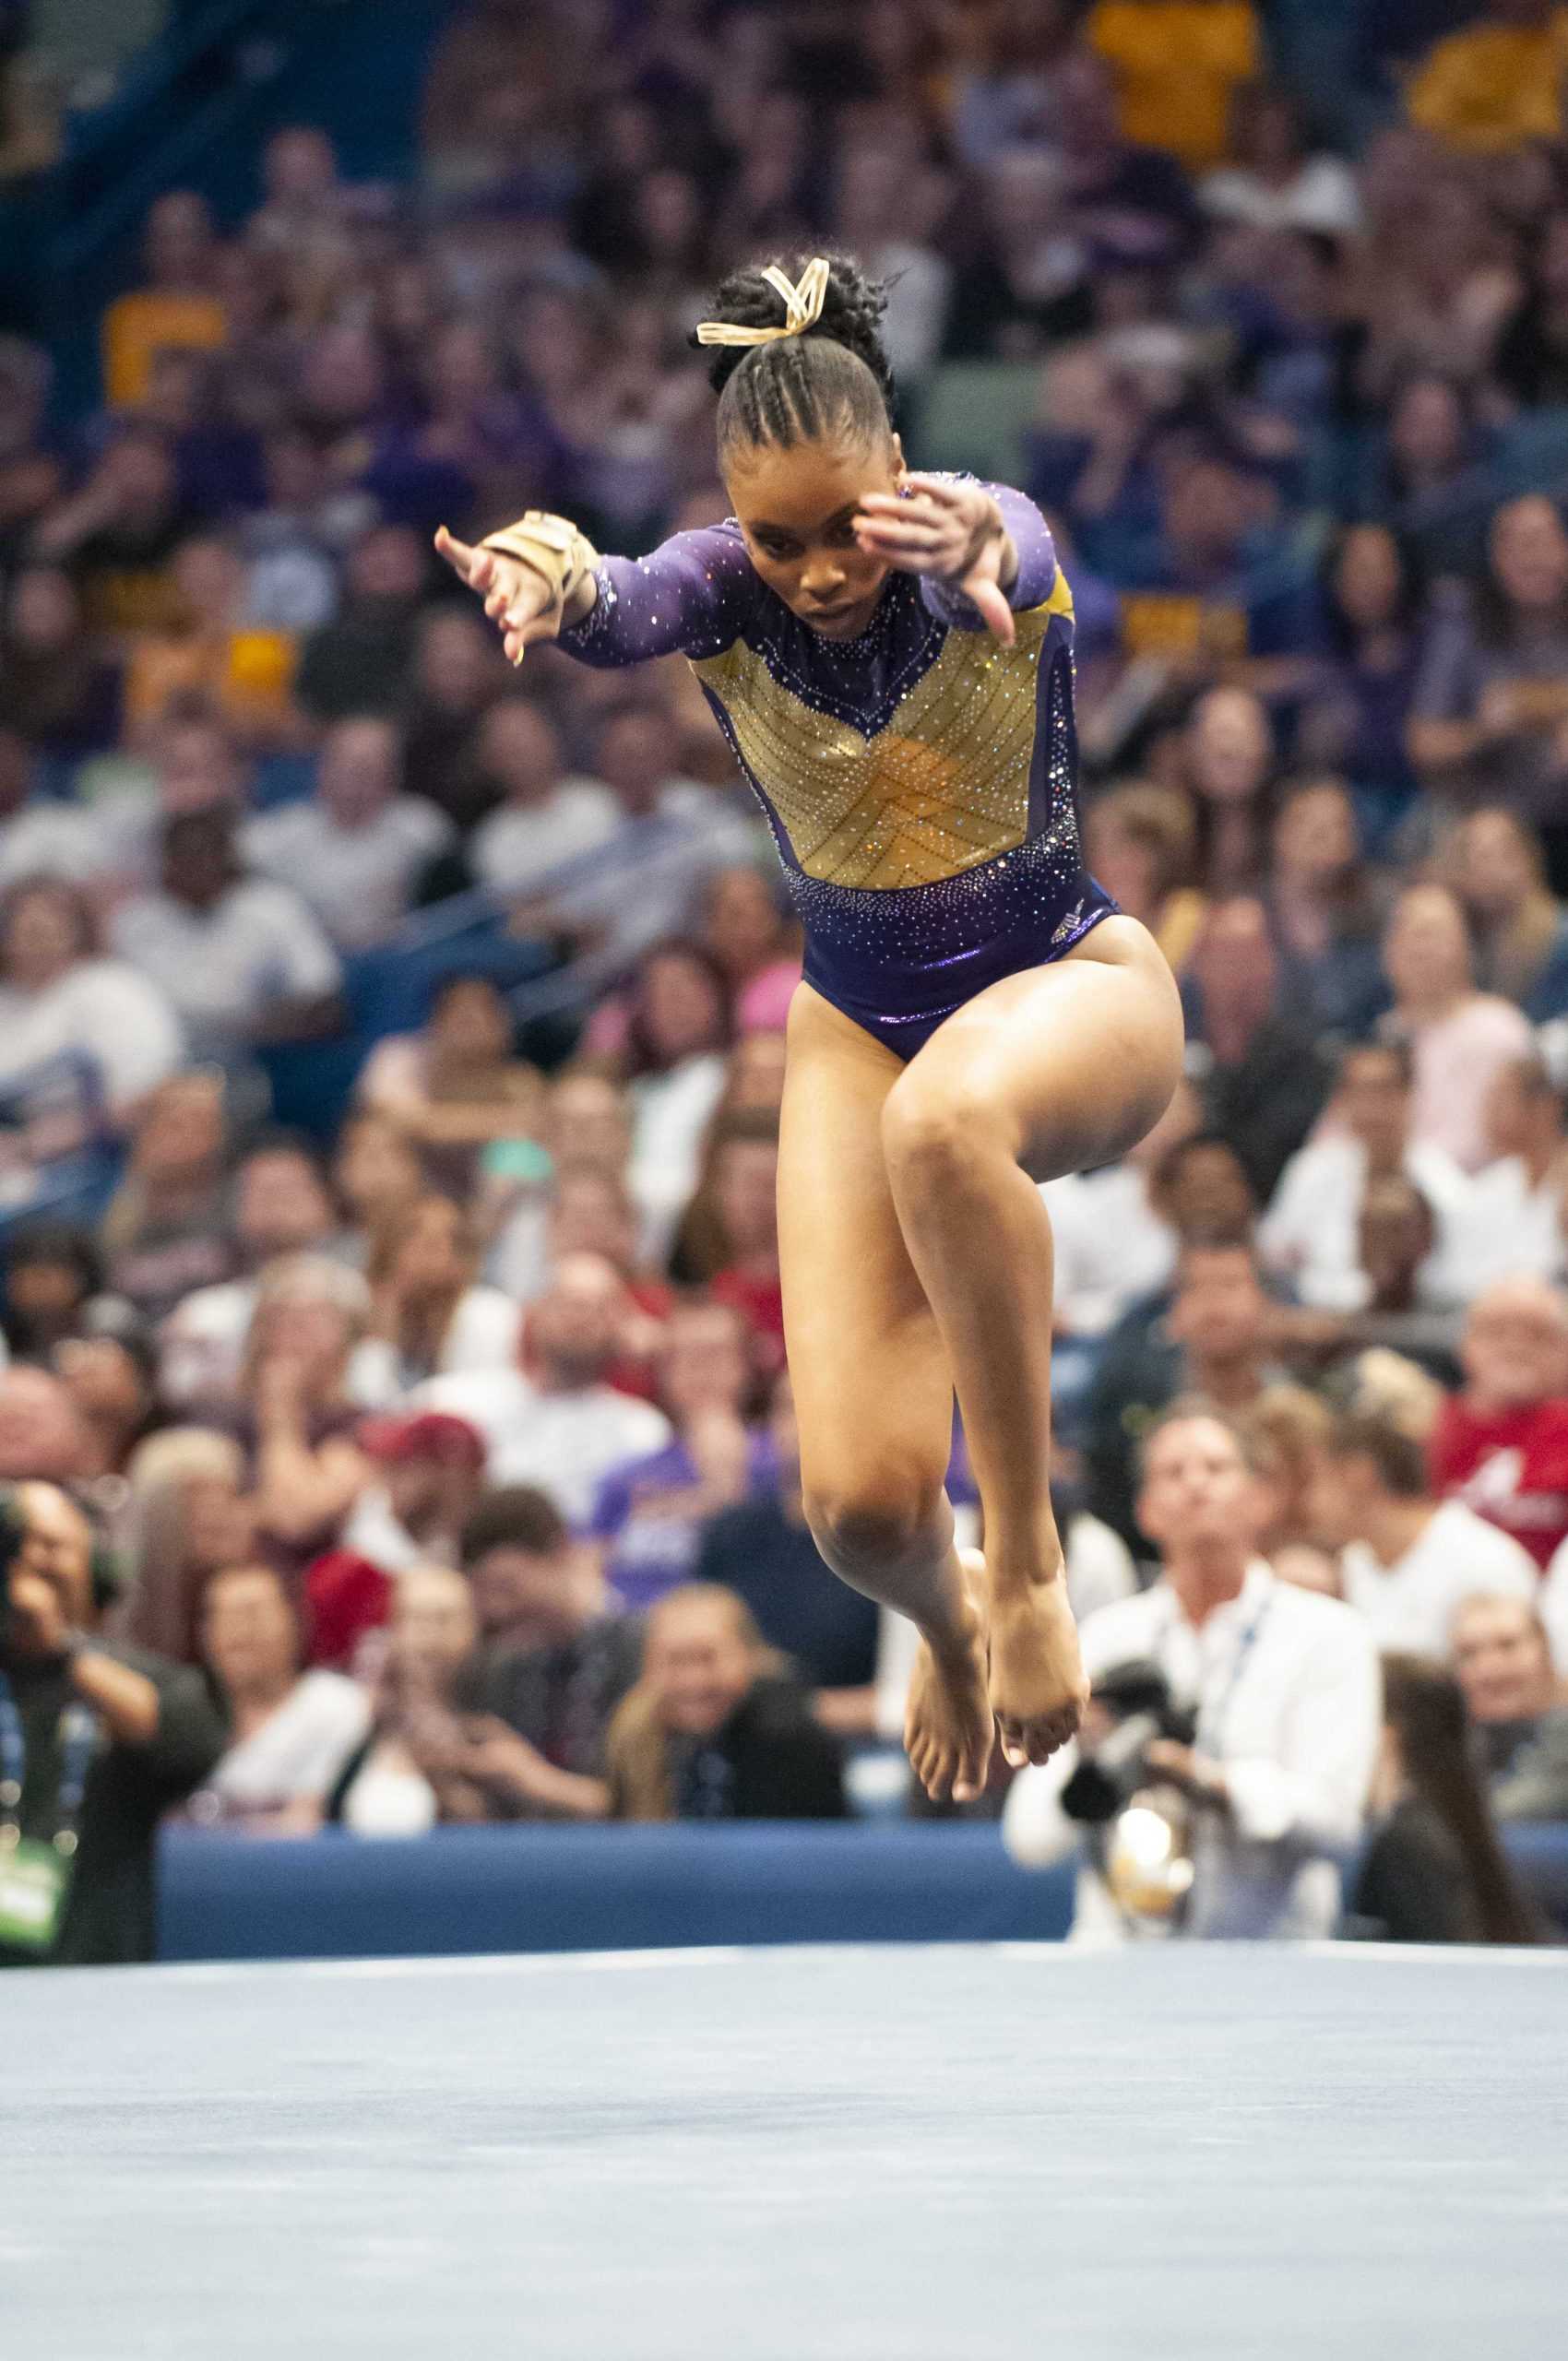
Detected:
left=897, top=915, right=1185, bottom=1183
left=778, top=982, right=955, bottom=1499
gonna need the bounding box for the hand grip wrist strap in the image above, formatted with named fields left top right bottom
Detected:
left=479, top=511, right=600, bottom=622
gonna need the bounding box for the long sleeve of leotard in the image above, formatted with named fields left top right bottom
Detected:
left=919, top=481, right=1060, bottom=632
left=555, top=524, right=762, bottom=669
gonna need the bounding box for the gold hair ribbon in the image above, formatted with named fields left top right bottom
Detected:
left=695, top=256, right=831, bottom=349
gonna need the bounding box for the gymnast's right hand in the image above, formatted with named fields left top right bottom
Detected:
left=434, top=527, right=561, bottom=667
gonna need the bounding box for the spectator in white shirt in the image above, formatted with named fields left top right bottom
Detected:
left=1004, top=1405, right=1381, bottom=1940
left=95, top=708, right=249, bottom=885
left=1199, top=84, right=1363, bottom=235
left=1379, top=884, right=1535, bottom=1174
left=351, top=1192, right=519, bottom=1407
left=0, top=875, right=184, bottom=1130
left=112, top=809, right=344, bottom=1070
left=1311, top=1409, right=1538, bottom=1658
left=1261, top=1039, right=1474, bottom=1310
left=0, top=727, right=113, bottom=891
left=623, top=941, right=734, bottom=1260
left=1042, top=1077, right=1202, bottom=1341
left=1528, top=1529, right=1568, bottom=1676
left=196, top=1561, right=369, bottom=1832
left=1459, top=1053, right=1568, bottom=1289
left=545, top=700, right=761, bottom=970
left=467, top=695, right=619, bottom=901
left=244, top=715, right=450, bottom=950
left=354, top=972, right=544, bottom=1204
left=1047, top=1103, right=1263, bottom=1355
left=159, top=1134, right=340, bottom=1411
left=1332, top=1173, right=1466, bottom=1383
left=416, top=1249, right=671, bottom=1520
left=236, top=428, right=342, bottom=632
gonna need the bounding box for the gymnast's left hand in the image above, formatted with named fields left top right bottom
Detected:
left=853, top=474, right=1017, bottom=646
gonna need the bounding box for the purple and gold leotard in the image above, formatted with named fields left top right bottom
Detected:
left=558, top=478, right=1118, bottom=1059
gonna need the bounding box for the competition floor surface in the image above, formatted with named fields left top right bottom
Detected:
left=9, top=1940, right=1566, bottom=2360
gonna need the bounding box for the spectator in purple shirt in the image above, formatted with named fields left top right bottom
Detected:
left=1298, top=524, right=1426, bottom=848
left=588, top=1296, right=771, bottom=1612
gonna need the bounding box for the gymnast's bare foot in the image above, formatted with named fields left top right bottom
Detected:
left=988, top=1560, right=1088, bottom=1770
left=905, top=1548, right=992, bottom=1805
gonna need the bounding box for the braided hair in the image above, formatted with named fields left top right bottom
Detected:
left=691, top=253, right=897, bottom=459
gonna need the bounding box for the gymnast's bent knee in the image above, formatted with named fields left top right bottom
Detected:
left=803, top=1478, right=948, bottom=1580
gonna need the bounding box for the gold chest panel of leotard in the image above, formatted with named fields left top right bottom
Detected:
left=691, top=578, right=1072, bottom=893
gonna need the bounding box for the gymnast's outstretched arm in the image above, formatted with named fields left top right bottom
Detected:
left=435, top=516, right=758, bottom=669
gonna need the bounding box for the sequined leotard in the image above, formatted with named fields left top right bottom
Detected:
left=558, top=479, right=1118, bottom=1059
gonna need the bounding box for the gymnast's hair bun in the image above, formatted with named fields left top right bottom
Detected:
left=691, top=253, right=896, bottom=409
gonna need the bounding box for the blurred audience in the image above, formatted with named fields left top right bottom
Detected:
left=2, top=0, right=1568, bottom=1920
left=355, top=1193, right=519, bottom=1406
left=1452, top=1592, right=1568, bottom=1820
left=324, top=1560, right=481, bottom=1833
left=357, top=974, right=544, bottom=1201
left=113, top=1426, right=254, bottom=1665
left=1348, top=1653, right=1541, bottom=1943
left=111, top=810, right=344, bottom=1075
left=419, top=1252, right=671, bottom=1518
left=1379, top=884, right=1534, bottom=1174
left=1430, top=1276, right=1568, bottom=1567
left=454, top=1484, right=642, bottom=1820
left=589, top=1297, right=763, bottom=1612
left=244, top=715, right=450, bottom=951
left=195, top=1561, right=369, bottom=1832
left=606, top=1584, right=849, bottom=1822
left=340, top=1406, right=488, bottom=1580
left=1313, top=1409, right=1538, bottom=1655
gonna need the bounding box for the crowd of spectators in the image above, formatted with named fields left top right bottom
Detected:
left=6, top=0, right=1568, bottom=1961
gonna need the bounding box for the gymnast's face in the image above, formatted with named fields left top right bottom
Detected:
left=725, top=433, right=906, bottom=640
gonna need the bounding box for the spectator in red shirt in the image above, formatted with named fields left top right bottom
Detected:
left=1430, top=1275, right=1568, bottom=1570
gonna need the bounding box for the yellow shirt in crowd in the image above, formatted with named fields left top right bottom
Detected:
left=125, top=628, right=299, bottom=733
left=101, top=290, right=228, bottom=408
left=1088, top=0, right=1261, bottom=170
left=1406, top=13, right=1568, bottom=154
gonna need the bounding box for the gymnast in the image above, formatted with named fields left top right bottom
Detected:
left=436, top=255, right=1183, bottom=1801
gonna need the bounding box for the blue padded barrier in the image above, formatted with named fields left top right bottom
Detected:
left=157, top=1819, right=1568, bottom=1963
left=159, top=1823, right=1079, bottom=1961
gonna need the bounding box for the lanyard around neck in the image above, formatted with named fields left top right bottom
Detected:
left=1191, top=1592, right=1273, bottom=1761
left=0, top=1667, right=99, bottom=1856
left=1161, top=1582, right=1273, bottom=1759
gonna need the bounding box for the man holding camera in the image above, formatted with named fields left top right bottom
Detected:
left=1, top=1482, right=226, bottom=1967
left=1004, top=1405, right=1380, bottom=1940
